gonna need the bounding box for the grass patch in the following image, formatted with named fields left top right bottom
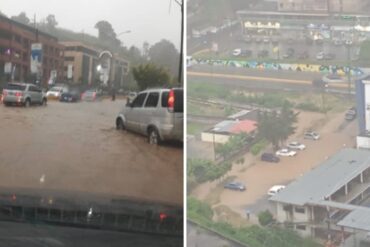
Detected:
left=188, top=122, right=208, bottom=135
left=214, top=204, right=249, bottom=227
left=204, top=176, right=236, bottom=206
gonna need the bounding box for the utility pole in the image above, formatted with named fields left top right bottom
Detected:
left=173, top=0, right=183, bottom=85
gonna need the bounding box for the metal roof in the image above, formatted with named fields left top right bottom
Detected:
left=270, top=148, right=370, bottom=206
left=337, top=207, right=370, bottom=231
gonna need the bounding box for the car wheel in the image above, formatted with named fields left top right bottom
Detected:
left=116, top=118, right=125, bottom=130
left=148, top=128, right=161, bottom=145
left=24, top=99, right=31, bottom=108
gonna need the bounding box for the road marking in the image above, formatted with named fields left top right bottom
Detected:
left=188, top=71, right=350, bottom=89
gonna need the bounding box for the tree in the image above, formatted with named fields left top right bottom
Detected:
left=46, top=14, right=58, bottom=28
left=148, top=39, right=180, bottom=77
left=11, top=12, right=30, bottom=25
left=257, top=105, right=298, bottom=150
left=94, top=20, right=120, bottom=49
left=132, top=63, right=170, bottom=90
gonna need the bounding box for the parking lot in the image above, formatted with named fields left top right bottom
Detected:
left=0, top=99, right=183, bottom=205
left=191, top=111, right=357, bottom=221
left=190, top=25, right=363, bottom=63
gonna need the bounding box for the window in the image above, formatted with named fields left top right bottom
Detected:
left=296, top=225, right=306, bottom=231
left=65, top=56, right=75, bottom=61
left=174, top=89, right=183, bottom=113
left=295, top=207, right=305, bottom=214
left=161, top=91, right=169, bottom=107
left=145, top=92, right=159, bottom=107
left=132, top=93, right=147, bottom=107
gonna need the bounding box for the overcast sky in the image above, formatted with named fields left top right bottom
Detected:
left=1, top=0, right=181, bottom=50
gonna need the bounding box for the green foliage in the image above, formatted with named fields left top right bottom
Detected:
left=188, top=83, right=230, bottom=99
left=250, top=139, right=267, bottom=155
left=148, top=39, right=180, bottom=78
left=258, top=210, right=274, bottom=226
left=360, top=40, right=370, bottom=62
left=187, top=159, right=232, bottom=183
left=229, top=93, right=293, bottom=109
left=188, top=196, right=322, bottom=247
left=296, top=102, right=321, bottom=112
left=132, top=63, right=171, bottom=90
left=257, top=104, right=298, bottom=150
left=188, top=197, right=214, bottom=221
left=224, top=105, right=234, bottom=116
left=215, top=133, right=249, bottom=160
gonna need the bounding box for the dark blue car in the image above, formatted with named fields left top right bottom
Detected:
left=224, top=182, right=246, bottom=191
left=60, top=89, right=81, bottom=102
left=261, top=153, right=280, bottom=163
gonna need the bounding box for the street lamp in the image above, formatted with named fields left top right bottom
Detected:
left=117, top=30, right=131, bottom=36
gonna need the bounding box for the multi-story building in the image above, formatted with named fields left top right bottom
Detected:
left=277, top=0, right=367, bottom=13
left=0, top=15, right=64, bottom=86
left=60, top=41, right=129, bottom=88
left=60, top=41, right=99, bottom=85
left=270, top=148, right=370, bottom=245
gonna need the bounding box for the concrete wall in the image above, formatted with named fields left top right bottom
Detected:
left=357, top=136, right=370, bottom=149
left=201, top=132, right=230, bottom=144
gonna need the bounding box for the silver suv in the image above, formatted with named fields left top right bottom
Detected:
left=116, top=88, right=183, bottom=144
left=2, top=82, right=47, bottom=107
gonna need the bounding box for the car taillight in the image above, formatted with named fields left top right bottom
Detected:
left=159, top=213, right=167, bottom=222
left=168, top=89, right=175, bottom=112
left=15, top=92, right=23, bottom=97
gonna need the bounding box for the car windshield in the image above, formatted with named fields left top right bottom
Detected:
left=0, top=0, right=183, bottom=243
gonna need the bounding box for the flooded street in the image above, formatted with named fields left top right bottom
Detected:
left=0, top=99, right=183, bottom=205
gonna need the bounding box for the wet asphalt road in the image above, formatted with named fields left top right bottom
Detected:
left=0, top=99, right=183, bottom=205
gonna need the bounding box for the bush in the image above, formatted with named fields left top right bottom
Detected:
left=258, top=210, right=274, bottom=226
left=250, top=139, right=267, bottom=155
left=296, top=102, right=321, bottom=112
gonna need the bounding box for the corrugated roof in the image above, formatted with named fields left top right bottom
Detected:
left=269, top=148, right=370, bottom=206
left=229, top=120, right=257, bottom=134
left=338, top=207, right=370, bottom=231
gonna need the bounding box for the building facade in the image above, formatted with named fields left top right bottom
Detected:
left=60, top=42, right=129, bottom=88
left=60, top=41, right=99, bottom=85
left=270, top=149, right=370, bottom=243
left=0, top=15, right=64, bottom=86
left=277, top=0, right=367, bottom=13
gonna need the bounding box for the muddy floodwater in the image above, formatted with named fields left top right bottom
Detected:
left=0, top=99, right=183, bottom=205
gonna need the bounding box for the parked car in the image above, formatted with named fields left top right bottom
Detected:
left=345, top=39, right=353, bottom=45
left=116, top=88, right=183, bottom=144
left=297, top=51, right=309, bottom=59
left=287, top=141, right=306, bottom=150
left=312, top=78, right=327, bottom=88
left=304, top=131, right=320, bottom=140
left=46, top=85, right=69, bottom=99
left=333, top=39, right=343, bottom=46
left=276, top=148, right=297, bottom=157
left=258, top=50, right=269, bottom=58
left=268, top=185, right=286, bottom=196
left=324, top=53, right=335, bottom=60
left=261, top=153, right=280, bottom=163
left=232, top=48, right=242, bottom=56
left=282, top=48, right=295, bottom=59
left=2, top=82, right=47, bottom=107
left=263, top=36, right=270, bottom=43
left=81, top=88, right=102, bottom=101
left=60, top=88, right=81, bottom=102
left=224, top=182, right=246, bottom=191
left=316, top=51, right=324, bottom=60
left=345, top=107, right=357, bottom=121
left=322, top=74, right=346, bottom=84
left=244, top=35, right=253, bottom=43
left=240, top=49, right=252, bottom=57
